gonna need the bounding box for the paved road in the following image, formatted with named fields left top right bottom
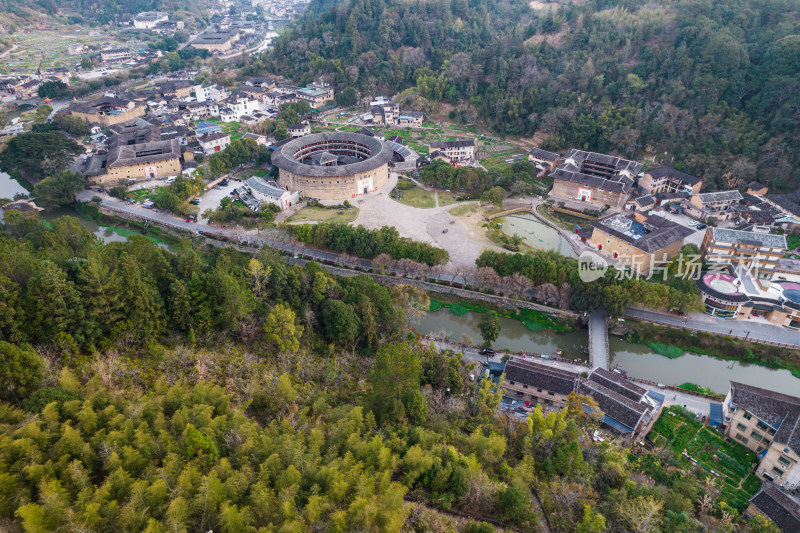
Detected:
left=626, top=307, right=800, bottom=349
left=588, top=309, right=609, bottom=369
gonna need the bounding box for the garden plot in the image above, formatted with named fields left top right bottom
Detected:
left=647, top=405, right=760, bottom=511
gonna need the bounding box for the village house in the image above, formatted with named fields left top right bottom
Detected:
left=527, top=147, right=560, bottom=173
left=198, top=131, right=231, bottom=154
left=724, top=382, right=800, bottom=490
left=428, top=140, right=475, bottom=167
left=503, top=358, right=579, bottom=410
left=639, top=166, right=703, bottom=195
left=100, top=47, right=131, bottom=63
left=747, top=482, right=800, bottom=532
left=747, top=181, right=769, bottom=196
left=371, top=97, right=400, bottom=125
left=397, top=111, right=424, bottom=127
left=686, top=190, right=743, bottom=221
left=550, top=150, right=642, bottom=209
left=288, top=122, right=311, bottom=138
left=585, top=212, right=694, bottom=276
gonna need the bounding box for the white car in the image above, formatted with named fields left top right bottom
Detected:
left=688, top=220, right=698, bottom=226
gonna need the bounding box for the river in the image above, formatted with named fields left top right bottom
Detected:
left=417, top=309, right=800, bottom=395
left=496, top=213, right=577, bottom=258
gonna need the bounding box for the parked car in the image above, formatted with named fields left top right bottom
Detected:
left=190, top=198, right=200, bottom=205
left=697, top=224, right=707, bottom=230
left=479, top=348, right=495, bottom=356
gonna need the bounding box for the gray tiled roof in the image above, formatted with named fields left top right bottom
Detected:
left=710, top=228, right=787, bottom=249
left=578, top=380, right=651, bottom=431
left=749, top=482, right=800, bottom=532
left=504, top=358, right=579, bottom=396
left=246, top=176, right=286, bottom=199
left=730, top=382, right=800, bottom=455
left=767, top=190, right=800, bottom=217
left=106, top=139, right=180, bottom=168
left=633, top=195, right=656, bottom=207
left=588, top=368, right=647, bottom=402
left=646, top=165, right=702, bottom=185
left=527, top=147, right=559, bottom=162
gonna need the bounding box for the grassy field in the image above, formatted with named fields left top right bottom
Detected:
left=287, top=206, right=358, bottom=224
left=449, top=204, right=480, bottom=217
left=647, top=406, right=759, bottom=512
left=126, top=187, right=165, bottom=203
left=479, top=150, right=528, bottom=172
left=787, top=233, right=800, bottom=251
left=392, top=181, right=436, bottom=208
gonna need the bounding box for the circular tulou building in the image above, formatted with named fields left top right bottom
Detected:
left=271, top=132, right=394, bottom=201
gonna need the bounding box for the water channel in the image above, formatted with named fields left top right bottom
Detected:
left=417, top=309, right=800, bottom=395
left=40, top=208, right=169, bottom=248
left=496, top=213, right=577, bottom=258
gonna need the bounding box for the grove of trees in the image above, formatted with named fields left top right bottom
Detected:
left=263, top=0, right=800, bottom=191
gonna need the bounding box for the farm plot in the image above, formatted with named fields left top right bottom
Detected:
left=647, top=406, right=760, bottom=512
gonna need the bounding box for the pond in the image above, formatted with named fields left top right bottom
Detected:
left=496, top=213, right=577, bottom=258
left=417, top=309, right=800, bottom=395
left=0, top=171, right=28, bottom=199
left=41, top=209, right=170, bottom=248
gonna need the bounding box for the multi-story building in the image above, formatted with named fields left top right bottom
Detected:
left=701, top=227, right=787, bottom=282
left=397, top=111, right=424, bottom=127
left=428, top=140, right=475, bottom=167
left=527, top=147, right=560, bottom=172
left=550, top=150, right=642, bottom=209
left=189, top=30, right=240, bottom=52
left=288, top=122, right=311, bottom=138
left=586, top=212, right=693, bottom=276
left=133, top=12, right=169, bottom=29
left=219, top=97, right=260, bottom=122
left=100, top=48, right=131, bottom=63
left=639, top=166, right=703, bottom=195
left=723, top=382, right=800, bottom=490
left=199, top=131, right=231, bottom=154
left=193, top=84, right=229, bottom=103
left=686, top=190, right=743, bottom=221
left=295, top=85, right=334, bottom=109
left=371, top=98, right=400, bottom=125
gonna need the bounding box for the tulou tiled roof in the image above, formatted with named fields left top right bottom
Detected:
left=646, top=165, right=702, bottom=185
left=578, top=380, right=651, bottom=431
left=588, top=368, right=647, bottom=402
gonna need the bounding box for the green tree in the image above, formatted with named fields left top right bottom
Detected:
left=263, top=302, right=303, bottom=354
left=481, top=186, right=505, bottom=207
left=184, top=423, right=219, bottom=465
left=320, top=299, right=360, bottom=346
left=32, top=170, right=85, bottom=208
left=0, top=341, right=43, bottom=402
left=273, top=119, right=288, bottom=141
left=478, top=311, right=501, bottom=348
left=576, top=505, right=606, bottom=533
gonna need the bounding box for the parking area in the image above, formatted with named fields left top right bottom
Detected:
left=196, top=178, right=243, bottom=222
left=649, top=208, right=708, bottom=247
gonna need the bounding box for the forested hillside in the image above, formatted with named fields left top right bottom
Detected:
left=264, top=0, right=800, bottom=191
left=0, top=0, right=210, bottom=24
left=0, top=212, right=780, bottom=531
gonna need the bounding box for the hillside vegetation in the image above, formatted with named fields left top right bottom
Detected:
left=263, top=0, right=800, bottom=191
